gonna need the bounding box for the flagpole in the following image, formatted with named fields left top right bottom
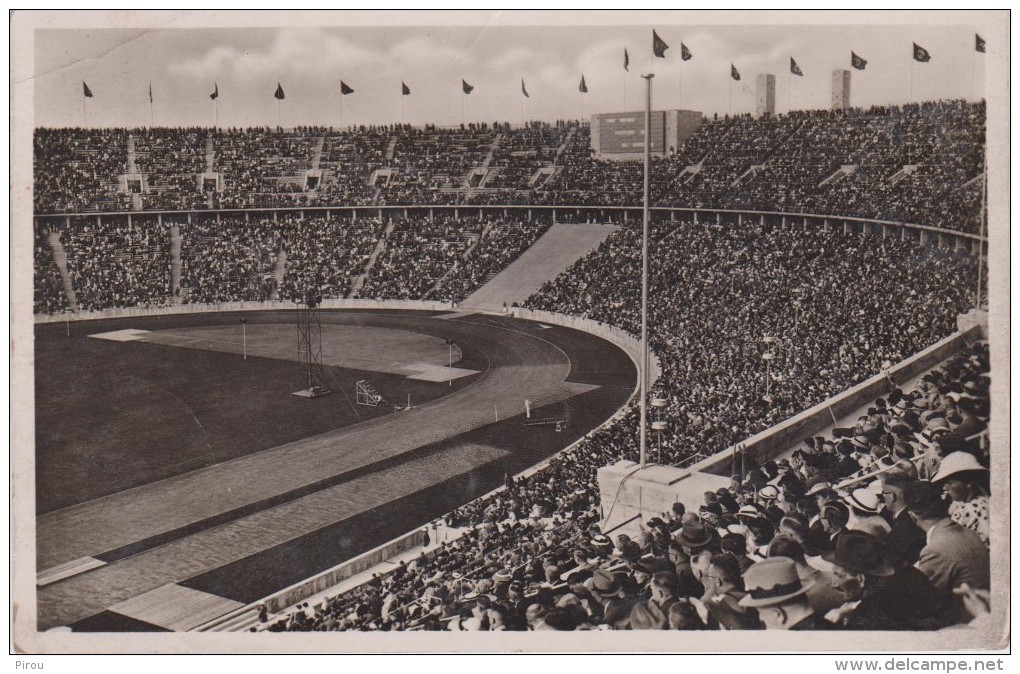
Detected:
left=82, top=93, right=88, bottom=128
left=788, top=71, right=792, bottom=114
left=976, top=154, right=986, bottom=308
left=909, top=59, right=914, bottom=103
left=149, top=86, right=154, bottom=127
left=728, top=78, right=733, bottom=116
left=214, top=99, right=218, bottom=129
left=639, top=72, right=654, bottom=470
left=277, top=98, right=282, bottom=129
left=462, top=94, right=466, bottom=126
left=971, top=46, right=977, bottom=101
left=340, top=93, right=344, bottom=129
left=678, top=60, right=682, bottom=110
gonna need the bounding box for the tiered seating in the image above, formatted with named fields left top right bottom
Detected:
left=34, top=226, right=68, bottom=314
left=62, top=215, right=171, bottom=311
left=32, top=101, right=986, bottom=232
left=212, top=127, right=321, bottom=209
left=432, top=217, right=552, bottom=302
left=354, top=215, right=480, bottom=300
left=277, top=213, right=384, bottom=301
left=269, top=341, right=990, bottom=632
left=34, top=128, right=130, bottom=213
left=180, top=214, right=279, bottom=303
left=312, top=128, right=388, bottom=206
left=378, top=125, right=497, bottom=205
left=134, top=128, right=208, bottom=211
left=527, top=219, right=977, bottom=460
left=486, top=122, right=567, bottom=190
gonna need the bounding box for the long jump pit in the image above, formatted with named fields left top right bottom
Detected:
left=33, top=309, right=636, bottom=631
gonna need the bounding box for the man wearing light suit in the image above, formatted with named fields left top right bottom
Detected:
left=904, top=481, right=990, bottom=624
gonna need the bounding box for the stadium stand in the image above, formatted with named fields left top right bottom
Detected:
left=62, top=214, right=172, bottom=311
left=262, top=343, right=989, bottom=631
left=33, top=225, right=68, bottom=314
left=31, top=96, right=991, bottom=634
left=33, top=101, right=985, bottom=232
left=180, top=213, right=279, bottom=304
left=277, top=213, right=385, bottom=302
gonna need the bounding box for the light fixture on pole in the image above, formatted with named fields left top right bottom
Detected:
left=762, top=335, right=776, bottom=402
left=241, top=318, right=247, bottom=360
left=651, top=396, right=668, bottom=465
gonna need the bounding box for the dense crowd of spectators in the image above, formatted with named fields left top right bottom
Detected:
left=34, top=128, right=130, bottom=213
left=180, top=214, right=279, bottom=303
left=354, top=214, right=478, bottom=300
left=134, top=127, right=209, bottom=211
left=277, top=213, right=384, bottom=301
left=265, top=342, right=990, bottom=632
left=61, top=215, right=172, bottom=311
left=528, top=220, right=978, bottom=459
left=33, top=101, right=985, bottom=232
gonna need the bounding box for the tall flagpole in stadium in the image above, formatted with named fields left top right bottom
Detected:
left=639, top=73, right=654, bottom=469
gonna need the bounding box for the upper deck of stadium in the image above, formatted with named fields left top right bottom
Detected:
left=34, top=99, right=985, bottom=234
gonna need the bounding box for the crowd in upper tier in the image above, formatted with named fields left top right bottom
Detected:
left=33, top=100, right=985, bottom=233
left=263, top=343, right=990, bottom=632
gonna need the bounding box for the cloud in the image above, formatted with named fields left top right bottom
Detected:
left=168, top=28, right=378, bottom=80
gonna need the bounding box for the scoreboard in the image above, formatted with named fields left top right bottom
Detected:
left=590, top=109, right=703, bottom=158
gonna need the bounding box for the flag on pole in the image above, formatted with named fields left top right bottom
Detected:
left=913, top=43, right=931, bottom=63
left=975, top=34, right=986, bottom=53
left=462, top=79, right=474, bottom=94
left=731, top=64, right=741, bottom=81
left=148, top=82, right=153, bottom=102
left=521, top=79, right=530, bottom=98
left=681, top=43, right=692, bottom=61
left=274, top=82, right=285, bottom=100
left=210, top=82, right=219, bottom=100
left=340, top=81, right=354, bottom=95
left=402, top=81, right=411, bottom=95
left=579, top=75, right=588, bottom=93
left=624, top=47, right=630, bottom=71
left=82, top=81, right=93, bottom=98
left=851, top=52, right=867, bottom=70
left=653, top=29, right=669, bottom=58
left=790, top=57, right=803, bottom=76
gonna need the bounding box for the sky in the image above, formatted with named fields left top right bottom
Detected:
left=27, top=12, right=996, bottom=128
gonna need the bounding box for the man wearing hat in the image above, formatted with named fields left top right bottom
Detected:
left=740, top=557, right=834, bottom=629
left=823, top=530, right=948, bottom=630
left=589, top=568, right=639, bottom=627
left=674, top=519, right=717, bottom=555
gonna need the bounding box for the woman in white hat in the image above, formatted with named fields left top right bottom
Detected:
left=931, top=452, right=990, bottom=547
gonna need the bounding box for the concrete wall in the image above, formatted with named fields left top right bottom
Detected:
left=261, top=528, right=426, bottom=614
left=34, top=298, right=457, bottom=324
left=512, top=307, right=660, bottom=385
left=597, top=461, right=731, bottom=535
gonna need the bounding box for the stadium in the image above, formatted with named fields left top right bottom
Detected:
left=19, top=17, right=1003, bottom=644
